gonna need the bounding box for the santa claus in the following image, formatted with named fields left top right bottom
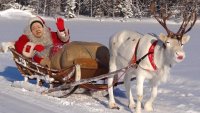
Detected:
left=15, top=16, right=70, bottom=67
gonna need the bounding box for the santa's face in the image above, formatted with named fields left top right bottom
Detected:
left=31, top=22, right=44, bottom=38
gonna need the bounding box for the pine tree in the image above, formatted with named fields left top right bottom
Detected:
left=0, top=0, right=17, bottom=10
left=0, top=0, right=199, bottom=18
left=62, top=0, right=76, bottom=18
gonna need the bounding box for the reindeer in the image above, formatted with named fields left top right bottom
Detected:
left=107, top=1, right=197, bottom=113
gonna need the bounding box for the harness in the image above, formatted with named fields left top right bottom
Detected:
left=130, top=38, right=158, bottom=71
left=60, top=37, right=159, bottom=92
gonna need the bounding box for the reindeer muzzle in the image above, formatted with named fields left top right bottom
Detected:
left=177, top=55, right=183, bottom=60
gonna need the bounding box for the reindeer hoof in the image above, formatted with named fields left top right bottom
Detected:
left=109, top=102, right=120, bottom=110
left=144, top=102, right=154, bottom=111
left=41, top=90, right=48, bottom=95
left=136, top=108, right=142, bottom=113
left=112, top=106, right=120, bottom=110
left=128, top=103, right=136, bottom=110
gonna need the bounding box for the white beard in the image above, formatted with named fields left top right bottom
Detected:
left=24, top=25, right=53, bottom=58
left=24, top=25, right=53, bottom=47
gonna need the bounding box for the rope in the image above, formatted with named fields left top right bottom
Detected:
left=79, top=64, right=135, bottom=91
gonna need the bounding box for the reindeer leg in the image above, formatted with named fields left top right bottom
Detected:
left=108, top=57, right=119, bottom=109
left=144, top=85, right=158, bottom=112
left=124, top=73, right=135, bottom=109
left=136, top=75, right=145, bottom=113
left=108, top=76, right=119, bottom=109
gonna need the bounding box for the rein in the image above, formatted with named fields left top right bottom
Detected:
left=80, top=64, right=135, bottom=91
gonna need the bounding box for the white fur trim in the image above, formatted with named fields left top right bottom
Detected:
left=59, top=31, right=65, bottom=36
left=22, top=42, right=36, bottom=58
left=57, top=30, right=70, bottom=42
left=29, top=16, right=44, bottom=26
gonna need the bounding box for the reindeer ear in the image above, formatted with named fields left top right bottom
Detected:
left=182, top=35, right=190, bottom=44
left=159, top=33, right=168, bottom=42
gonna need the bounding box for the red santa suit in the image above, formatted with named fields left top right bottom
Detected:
left=15, top=16, right=70, bottom=64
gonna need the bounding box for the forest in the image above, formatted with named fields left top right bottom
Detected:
left=0, top=0, right=200, bottom=19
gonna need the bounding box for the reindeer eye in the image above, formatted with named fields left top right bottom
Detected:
left=178, top=41, right=184, bottom=47
left=181, top=43, right=184, bottom=47
left=165, top=41, right=171, bottom=46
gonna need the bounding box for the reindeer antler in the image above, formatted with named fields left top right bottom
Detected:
left=176, top=9, right=197, bottom=40
left=150, top=0, right=197, bottom=40
left=150, top=0, right=174, bottom=37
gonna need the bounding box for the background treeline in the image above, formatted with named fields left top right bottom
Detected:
left=0, top=0, right=200, bottom=19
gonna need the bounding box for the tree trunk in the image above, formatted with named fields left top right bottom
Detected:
left=90, top=0, right=92, bottom=17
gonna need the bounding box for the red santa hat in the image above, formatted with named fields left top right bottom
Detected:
left=29, top=16, right=45, bottom=30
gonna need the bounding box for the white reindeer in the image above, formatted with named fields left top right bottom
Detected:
left=107, top=2, right=197, bottom=113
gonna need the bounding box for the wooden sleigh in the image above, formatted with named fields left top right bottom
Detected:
left=9, top=47, right=121, bottom=97
left=9, top=47, right=136, bottom=97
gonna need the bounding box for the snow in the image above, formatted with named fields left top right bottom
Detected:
left=0, top=8, right=33, bottom=19
left=0, top=9, right=200, bottom=113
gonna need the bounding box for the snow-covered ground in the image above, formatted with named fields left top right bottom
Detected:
left=0, top=9, right=200, bottom=113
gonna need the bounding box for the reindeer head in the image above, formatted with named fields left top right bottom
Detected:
left=150, top=0, right=197, bottom=64
left=159, top=33, right=190, bottom=64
